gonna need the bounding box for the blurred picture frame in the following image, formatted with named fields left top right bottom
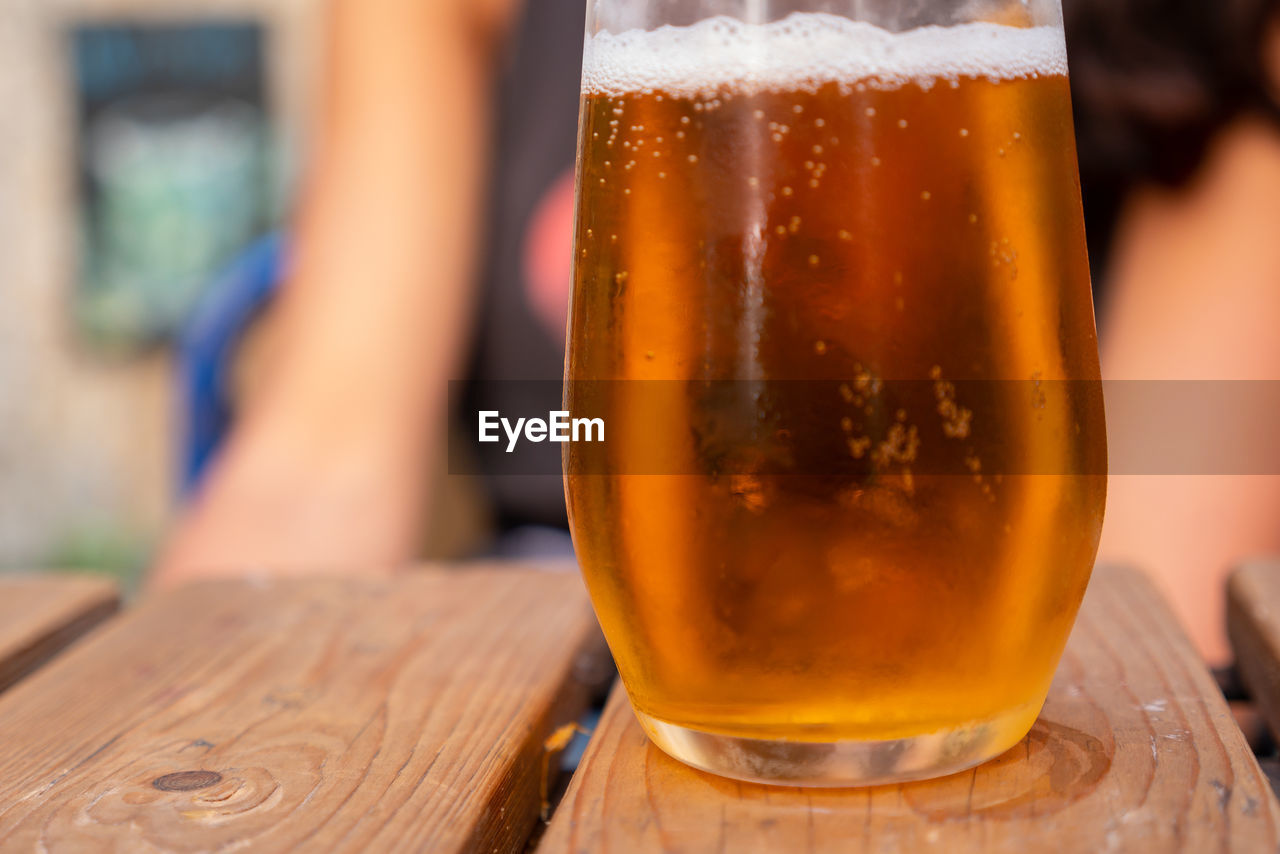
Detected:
left=54, top=0, right=319, bottom=353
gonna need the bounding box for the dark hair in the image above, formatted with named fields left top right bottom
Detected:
left=1064, top=0, right=1280, bottom=272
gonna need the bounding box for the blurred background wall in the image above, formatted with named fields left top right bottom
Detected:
left=0, top=0, right=320, bottom=579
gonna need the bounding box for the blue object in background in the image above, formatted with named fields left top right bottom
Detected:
left=178, top=233, right=284, bottom=496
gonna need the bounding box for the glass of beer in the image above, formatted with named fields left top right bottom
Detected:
left=564, top=0, right=1106, bottom=786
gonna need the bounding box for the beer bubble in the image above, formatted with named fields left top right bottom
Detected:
left=959, top=128, right=969, bottom=137
left=989, top=237, right=1019, bottom=277
left=808, top=254, right=821, bottom=267
left=748, top=176, right=760, bottom=187
left=865, top=107, right=877, bottom=117
left=815, top=118, right=826, bottom=127
left=676, top=131, right=686, bottom=139
left=898, top=119, right=909, bottom=129
left=1031, top=371, right=1047, bottom=410
left=895, top=296, right=905, bottom=311
left=775, top=225, right=787, bottom=236
left=810, top=179, right=820, bottom=188
left=870, top=156, right=882, bottom=167
left=838, top=230, right=852, bottom=241
left=968, top=213, right=979, bottom=224
left=854, top=367, right=881, bottom=396
left=933, top=370, right=974, bottom=439
left=840, top=417, right=854, bottom=432
left=680, top=115, right=691, bottom=124
left=754, top=109, right=765, bottom=119
left=788, top=216, right=802, bottom=233
left=872, top=423, right=919, bottom=466
left=921, top=190, right=932, bottom=201
left=782, top=186, right=793, bottom=196
left=656, top=136, right=663, bottom=143
left=814, top=340, right=828, bottom=355
left=793, top=104, right=803, bottom=113
left=813, top=144, right=824, bottom=154
left=659, top=171, right=666, bottom=178
left=687, top=154, right=699, bottom=163
left=645, top=350, right=656, bottom=360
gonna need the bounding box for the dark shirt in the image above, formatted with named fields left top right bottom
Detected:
left=464, top=0, right=582, bottom=532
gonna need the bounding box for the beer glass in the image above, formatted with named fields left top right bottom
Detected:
left=564, top=0, right=1106, bottom=786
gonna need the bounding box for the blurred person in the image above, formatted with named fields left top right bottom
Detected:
left=1069, top=0, right=1280, bottom=665
left=153, top=0, right=1280, bottom=667
left=153, top=0, right=556, bottom=587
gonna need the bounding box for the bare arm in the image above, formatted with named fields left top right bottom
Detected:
left=151, top=0, right=520, bottom=589
left=1098, top=117, right=1280, bottom=665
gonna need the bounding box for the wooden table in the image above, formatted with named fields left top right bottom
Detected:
left=1, top=564, right=1276, bottom=852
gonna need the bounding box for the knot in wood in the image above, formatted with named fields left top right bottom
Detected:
left=152, top=770, right=223, bottom=792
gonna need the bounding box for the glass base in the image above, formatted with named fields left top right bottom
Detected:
left=633, top=703, right=1039, bottom=788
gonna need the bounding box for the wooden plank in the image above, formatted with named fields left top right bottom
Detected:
left=1228, top=561, right=1280, bottom=746
left=0, top=565, right=605, bottom=853
left=542, top=567, right=1280, bottom=853
left=0, top=574, right=119, bottom=692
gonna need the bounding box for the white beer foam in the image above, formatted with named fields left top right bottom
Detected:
left=583, top=13, right=1067, bottom=96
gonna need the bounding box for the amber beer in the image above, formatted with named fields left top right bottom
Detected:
left=565, top=15, right=1106, bottom=784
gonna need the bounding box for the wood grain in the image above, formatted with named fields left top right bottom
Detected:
left=0, top=565, right=604, bottom=853
left=1228, top=561, right=1280, bottom=746
left=0, top=574, right=119, bottom=693
left=541, top=567, right=1280, bottom=853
